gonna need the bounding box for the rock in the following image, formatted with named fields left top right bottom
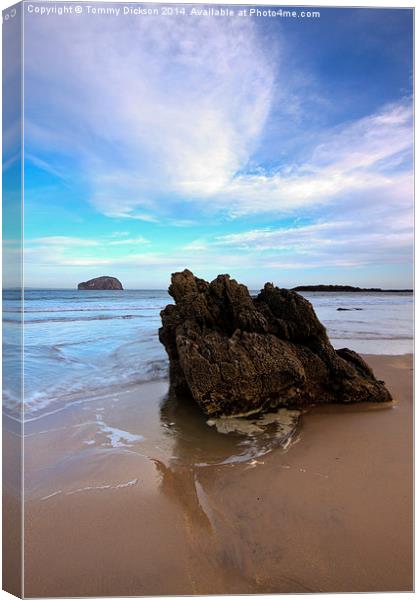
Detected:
left=337, top=307, right=363, bottom=311
left=292, top=285, right=382, bottom=292
left=293, top=285, right=413, bottom=293
left=77, top=276, right=123, bottom=290
left=159, top=270, right=392, bottom=417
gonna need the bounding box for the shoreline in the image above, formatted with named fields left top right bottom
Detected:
left=6, top=351, right=413, bottom=426
left=19, top=354, right=413, bottom=595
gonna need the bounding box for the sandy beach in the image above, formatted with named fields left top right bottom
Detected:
left=22, top=354, right=412, bottom=596
left=4, top=3, right=414, bottom=596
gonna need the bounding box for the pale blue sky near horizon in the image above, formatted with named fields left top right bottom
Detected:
left=12, top=4, right=413, bottom=289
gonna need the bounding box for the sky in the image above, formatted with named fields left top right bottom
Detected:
left=15, top=4, right=413, bottom=289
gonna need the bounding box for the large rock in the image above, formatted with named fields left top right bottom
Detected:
left=78, top=276, right=123, bottom=290
left=159, top=270, right=392, bottom=417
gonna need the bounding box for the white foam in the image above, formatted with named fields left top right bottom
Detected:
left=115, top=478, right=138, bottom=489
left=207, top=408, right=300, bottom=438
left=66, top=484, right=112, bottom=495
left=96, top=416, right=145, bottom=448
left=66, top=478, right=139, bottom=496
left=41, top=490, right=63, bottom=501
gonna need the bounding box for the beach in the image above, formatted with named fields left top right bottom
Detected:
left=6, top=4, right=414, bottom=595
left=22, top=354, right=413, bottom=596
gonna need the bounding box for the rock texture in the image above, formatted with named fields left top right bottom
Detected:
left=159, top=270, right=392, bottom=417
left=78, top=276, right=123, bottom=290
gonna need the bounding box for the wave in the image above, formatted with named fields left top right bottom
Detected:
left=328, top=331, right=413, bottom=340
left=4, top=306, right=165, bottom=313
left=4, top=292, right=169, bottom=303
left=3, top=289, right=413, bottom=422
left=3, top=357, right=169, bottom=421
left=7, top=314, right=154, bottom=324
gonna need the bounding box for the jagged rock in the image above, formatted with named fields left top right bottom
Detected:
left=159, top=270, right=392, bottom=417
left=77, top=276, right=123, bottom=290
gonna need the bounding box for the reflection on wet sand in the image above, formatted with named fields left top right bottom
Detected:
left=23, top=356, right=412, bottom=596
left=157, top=388, right=302, bottom=532
left=159, top=389, right=301, bottom=467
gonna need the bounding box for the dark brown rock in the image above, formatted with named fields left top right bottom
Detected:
left=159, top=270, right=392, bottom=417
left=77, top=276, right=123, bottom=290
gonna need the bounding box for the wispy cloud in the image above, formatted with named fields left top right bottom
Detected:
left=22, top=9, right=413, bottom=289
left=108, top=236, right=149, bottom=246
left=25, top=13, right=275, bottom=220
left=30, top=236, right=100, bottom=247
left=24, top=6, right=413, bottom=222
left=23, top=246, right=249, bottom=271
left=24, top=209, right=412, bottom=276
left=27, top=235, right=151, bottom=254
left=212, top=210, right=413, bottom=269
left=214, top=100, right=413, bottom=216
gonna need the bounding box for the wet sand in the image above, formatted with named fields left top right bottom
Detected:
left=23, top=354, right=413, bottom=596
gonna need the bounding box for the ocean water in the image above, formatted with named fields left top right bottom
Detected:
left=3, top=289, right=413, bottom=420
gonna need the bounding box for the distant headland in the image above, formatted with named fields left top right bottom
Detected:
left=292, top=285, right=412, bottom=293
left=77, top=276, right=123, bottom=290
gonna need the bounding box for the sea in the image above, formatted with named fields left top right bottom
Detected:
left=3, top=289, right=413, bottom=421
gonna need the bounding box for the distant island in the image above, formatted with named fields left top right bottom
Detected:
left=292, top=285, right=413, bottom=293
left=78, top=276, right=123, bottom=290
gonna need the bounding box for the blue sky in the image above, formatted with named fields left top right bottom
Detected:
left=17, top=5, right=413, bottom=289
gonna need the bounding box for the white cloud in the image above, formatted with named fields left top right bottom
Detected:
left=183, top=240, right=209, bottom=252
left=213, top=208, right=413, bottom=269
left=30, top=236, right=99, bottom=247
left=23, top=247, right=249, bottom=271
left=215, top=222, right=350, bottom=250
left=23, top=12, right=413, bottom=289
left=25, top=14, right=412, bottom=227
left=25, top=12, right=275, bottom=218
left=110, top=231, right=130, bottom=238
left=214, top=100, right=413, bottom=216
left=27, top=235, right=151, bottom=254
left=108, top=236, right=150, bottom=246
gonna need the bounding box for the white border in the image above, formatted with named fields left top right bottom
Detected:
left=0, top=1, right=415, bottom=600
